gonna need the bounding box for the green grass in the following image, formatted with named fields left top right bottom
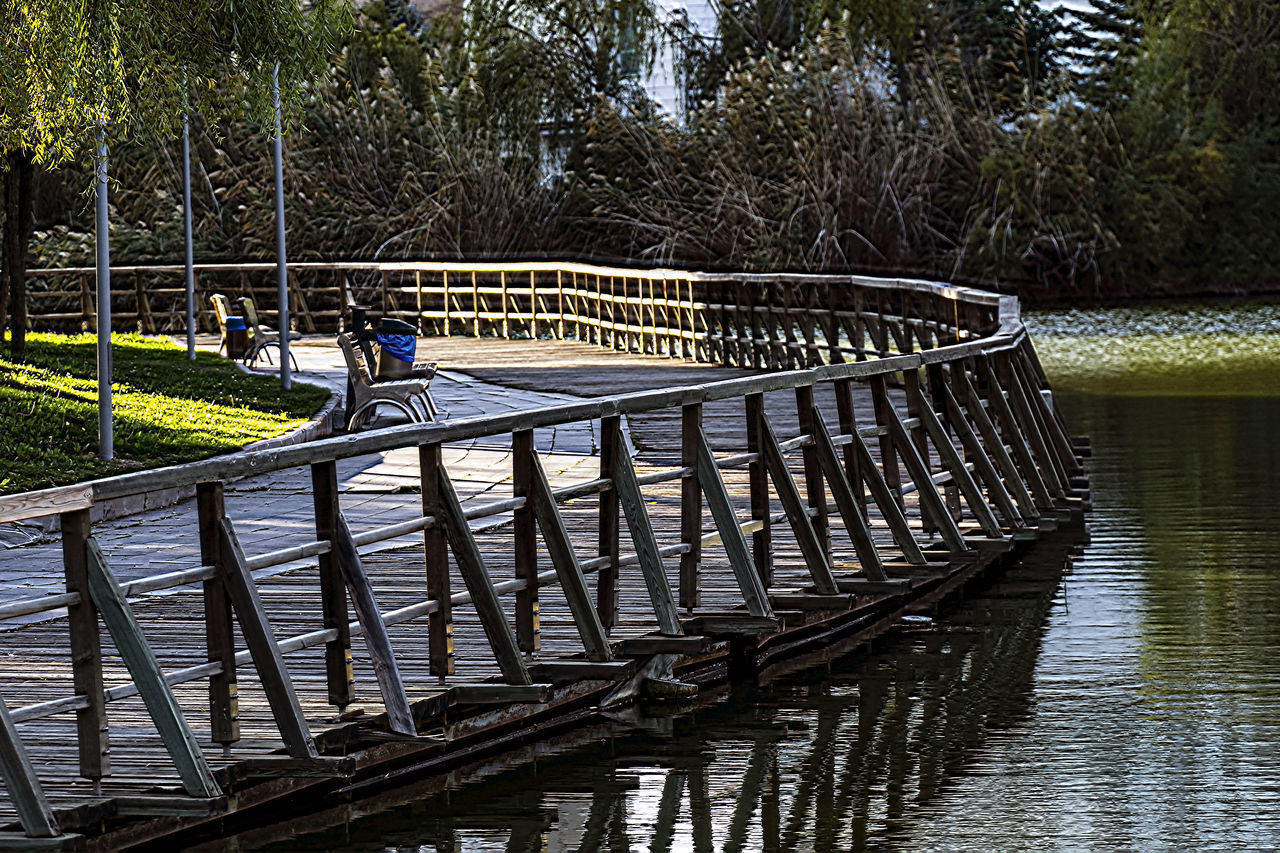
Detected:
left=0, top=332, right=329, bottom=495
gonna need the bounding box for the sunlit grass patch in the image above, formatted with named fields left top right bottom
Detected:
left=0, top=332, right=328, bottom=494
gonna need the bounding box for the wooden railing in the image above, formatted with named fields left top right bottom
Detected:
left=23, top=260, right=999, bottom=370
left=0, top=265, right=1080, bottom=844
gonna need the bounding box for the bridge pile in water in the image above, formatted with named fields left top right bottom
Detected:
left=0, top=264, right=1087, bottom=850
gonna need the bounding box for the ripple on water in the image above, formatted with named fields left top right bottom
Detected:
left=250, top=311, right=1280, bottom=852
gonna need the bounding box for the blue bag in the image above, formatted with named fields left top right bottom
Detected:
left=376, top=332, right=416, bottom=364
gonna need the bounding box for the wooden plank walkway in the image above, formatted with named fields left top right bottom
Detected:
left=0, top=265, right=1088, bottom=849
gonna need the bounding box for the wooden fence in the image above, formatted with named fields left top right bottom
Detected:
left=23, top=261, right=997, bottom=368
left=0, top=265, right=1083, bottom=846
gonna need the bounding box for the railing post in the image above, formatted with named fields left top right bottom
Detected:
left=192, top=269, right=203, bottom=333
left=975, top=357, right=1056, bottom=509
left=525, top=451, right=612, bottom=660
left=899, top=292, right=914, bottom=354
left=868, top=376, right=903, bottom=508
left=906, top=369, right=1004, bottom=539
left=528, top=270, right=537, bottom=337
left=197, top=482, right=240, bottom=747
left=608, top=275, right=618, bottom=350
left=694, top=426, right=773, bottom=616
left=432, top=465, right=533, bottom=685
left=871, top=375, right=969, bottom=553
left=795, top=384, right=830, bottom=559
left=953, top=362, right=1041, bottom=522
left=420, top=442, right=454, bottom=678
left=79, top=272, right=94, bottom=331
left=834, top=377, right=865, bottom=511
left=745, top=392, right=773, bottom=586
left=995, top=354, right=1066, bottom=497
left=798, top=285, right=819, bottom=367
left=874, top=291, right=890, bottom=356
left=471, top=271, right=481, bottom=338
left=808, top=408, right=887, bottom=580
left=597, top=415, right=621, bottom=629
left=333, top=513, right=415, bottom=736
left=680, top=402, right=703, bottom=611
left=757, top=413, right=839, bottom=594
left=311, top=461, right=354, bottom=709
left=904, top=368, right=958, bottom=526
left=932, top=364, right=1024, bottom=525
left=60, top=508, right=109, bottom=785
left=415, top=270, right=424, bottom=332
left=853, top=288, right=866, bottom=361
left=556, top=270, right=565, bottom=340
left=1014, top=345, right=1080, bottom=474
left=733, top=280, right=752, bottom=367
left=751, top=280, right=768, bottom=369
left=443, top=269, right=452, bottom=337
left=825, top=287, right=843, bottom=365
left=570, top=272, right=580, bottom=341
left=512, top=429, right=541, bottom=654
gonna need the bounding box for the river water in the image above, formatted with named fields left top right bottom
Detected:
left=254, top=302, right=1280, bottom=852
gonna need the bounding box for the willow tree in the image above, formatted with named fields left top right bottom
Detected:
left=0, top=0, right=349, bottom=359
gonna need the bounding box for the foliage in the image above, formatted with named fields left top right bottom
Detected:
left=0, top=1, right=351, bottom=364
left=0, top=0, right=351, bottom=167
left=16, top=0, right=1280, bottom=303
left=0, top=332, right=328, bottom=494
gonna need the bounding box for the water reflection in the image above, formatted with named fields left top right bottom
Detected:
left=894, top=391, right=1280, bottom=850
left=247, top=537, right=1077, bottom=853
left=240, top=304, right=1280, bottom=850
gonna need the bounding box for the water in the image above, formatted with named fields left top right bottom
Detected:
left=248, top=302, right=1280, bottom=851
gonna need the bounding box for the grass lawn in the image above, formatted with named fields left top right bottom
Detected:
left=1, top=332, right=329, bottom=495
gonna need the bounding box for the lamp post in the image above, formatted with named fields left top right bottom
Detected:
left=182, top=109, right=196, bottom=360
left=95, top=128, right=113, bottom=460
left=272, top=62, right=291, bottom=390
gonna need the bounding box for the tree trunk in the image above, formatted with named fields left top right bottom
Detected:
left=3, top=150, right=34, bottom=360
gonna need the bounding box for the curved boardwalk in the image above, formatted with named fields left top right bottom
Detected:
left=0, top=264, right=1088, bottom=849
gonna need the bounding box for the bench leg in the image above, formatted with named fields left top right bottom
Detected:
left=348, top=398, right=419, bottom=431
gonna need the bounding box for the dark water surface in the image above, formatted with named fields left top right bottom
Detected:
left=251, top=314, right=1280, bottom=852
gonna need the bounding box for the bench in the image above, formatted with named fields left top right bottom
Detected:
left=337, top=332, right=439, bottom=430
left=239, top=296, right=301, bottom=370
left=209, top=293, right=236, bottom=357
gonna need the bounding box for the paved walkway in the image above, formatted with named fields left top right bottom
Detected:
left=0, top=336, right=600, bottom=614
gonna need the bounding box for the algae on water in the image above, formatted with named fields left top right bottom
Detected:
left=1026, top=302, right=1280, bottom=397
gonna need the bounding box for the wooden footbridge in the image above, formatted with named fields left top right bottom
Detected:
left=0, top=263, right=1087, bottom=849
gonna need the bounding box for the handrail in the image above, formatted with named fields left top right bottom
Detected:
left=0, top=346, right=1014, bottom=524
left=0, top=260, right=1087, bottom=846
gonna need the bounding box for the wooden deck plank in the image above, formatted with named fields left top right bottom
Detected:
left=0, top=337, right=1074, bottom=835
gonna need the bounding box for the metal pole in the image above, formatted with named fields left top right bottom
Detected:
left=95, top=129, right=114, bottom=461
left=182, top=111, right=196, bottom=359
left=272, top=63, right=291, bottom=390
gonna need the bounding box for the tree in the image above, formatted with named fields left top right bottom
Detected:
left=0, top=0, right=349, bottom=358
